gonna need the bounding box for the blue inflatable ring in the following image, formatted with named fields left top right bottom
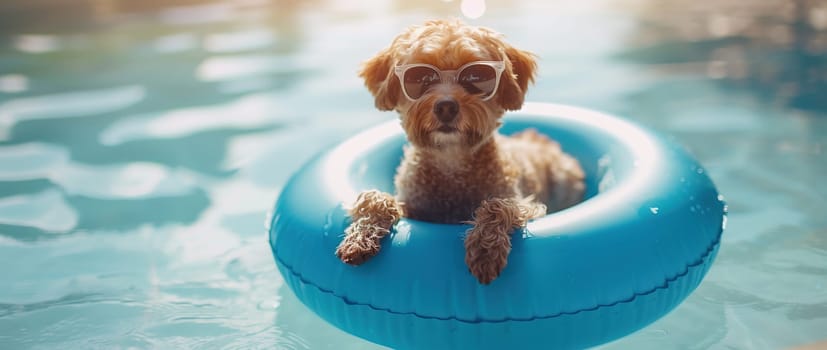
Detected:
left=269, top=103, right=726, bottom=350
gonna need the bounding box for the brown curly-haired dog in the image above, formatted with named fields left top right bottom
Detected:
left=335, top=19, right=585, bottom=284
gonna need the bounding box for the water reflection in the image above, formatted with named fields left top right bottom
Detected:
left=99, top=93, right=286, bottom=145
left=620, top=0, right=827, bottom=112
left=0, top=190, right=78, bottom=233
left=0, top=86, right=146, bottom=140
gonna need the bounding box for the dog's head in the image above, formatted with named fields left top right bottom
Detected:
left=359, top=19, right=537, bottom=150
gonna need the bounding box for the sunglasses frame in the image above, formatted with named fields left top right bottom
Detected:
left=393, top=60, right=506, bottom=101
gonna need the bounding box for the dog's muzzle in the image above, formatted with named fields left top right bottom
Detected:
left=434, top=97, right=459, bottom=124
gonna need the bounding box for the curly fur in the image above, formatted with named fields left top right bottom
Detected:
left=336, top=190, right=403, bottom=265
left=464, top=198, right=547, bottom=284
left=337, top=19, right=585, bottom=284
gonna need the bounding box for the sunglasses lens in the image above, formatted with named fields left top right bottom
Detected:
left=458, top=64, right=499, bottom=98
left=402, top=66, right=440, bottom=100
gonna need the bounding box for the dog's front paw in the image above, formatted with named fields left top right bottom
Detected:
left=335, top=238, right=378, bottom=266
left=464, top=230, right=511, bottom=284
left=466, top=255, right=507, bottom=285
left=335, top=220, right=387, bottom=266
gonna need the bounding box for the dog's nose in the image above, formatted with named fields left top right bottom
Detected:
left=434, top=98, right=459, bottom=123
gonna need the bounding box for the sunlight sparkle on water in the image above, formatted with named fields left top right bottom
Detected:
left=0, top=74, right=29, bottom=93
left=196, top=55, right=293, bottom=81
left=13, top=34, right=60, bottom=54
left=461, top=0, right=486, bottom=19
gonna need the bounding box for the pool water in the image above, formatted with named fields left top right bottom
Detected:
left=0, top=0, right=825, bottom=349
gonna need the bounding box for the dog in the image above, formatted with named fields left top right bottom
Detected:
left=335, top=19, right=585, bottom=284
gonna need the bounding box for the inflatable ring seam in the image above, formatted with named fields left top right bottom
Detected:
left=274, top=226, right=722, bottom=324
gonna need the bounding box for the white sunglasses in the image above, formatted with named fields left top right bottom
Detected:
left=393, top=60, right=505, bottom=101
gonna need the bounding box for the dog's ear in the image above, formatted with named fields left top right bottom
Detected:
left=359, top=49, right=401, bottom=111
left=496, top=46, right=537, bottom=111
